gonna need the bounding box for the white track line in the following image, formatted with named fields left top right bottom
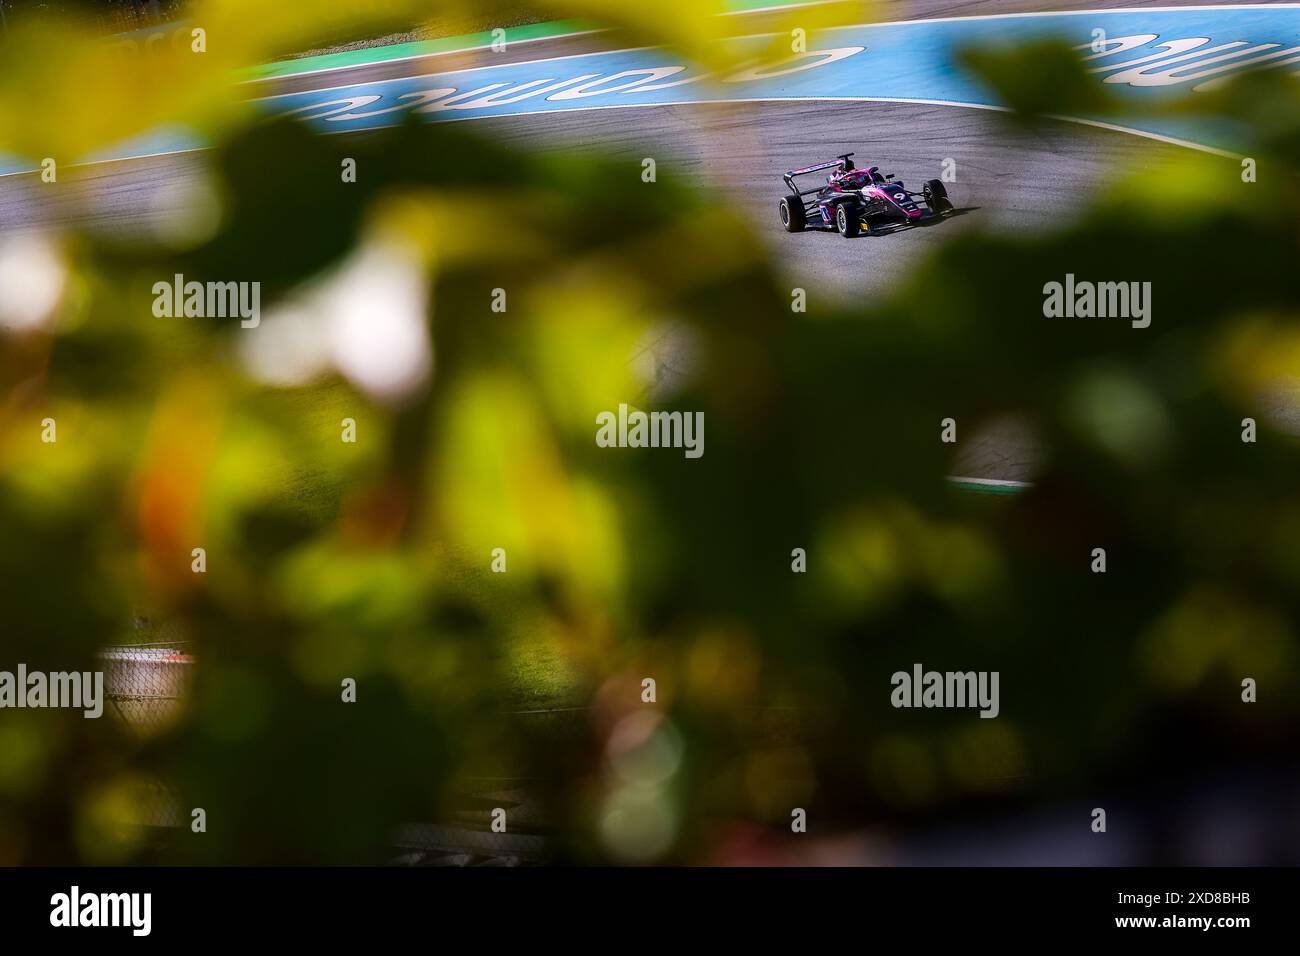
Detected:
left=946, top=475, right=1035, bottom=490
left=252, top=2, right=1300, bottom=87
left=834, top=3, right=1300, bottom=28
left=0, top=93, right=1239, bottom=182
left=5, top=4, right=1273, bottom=177
left=299, top=95, right=1241, bottom=159
left=240, top=29, right=608, bottom=85
left=242, top=0, right=858, bottom=84
left=242, top=0, right=858, bottom=85
left=248, top=44, right=661, bottom=101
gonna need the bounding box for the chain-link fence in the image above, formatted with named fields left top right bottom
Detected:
left=100, top=641, right=194, bottom=730
left=93, top=647, right=820, bottom=860
left=393, top=809, right=549, bottom=867
left=389, top=709, right=598, bottom=866
left=99, top=642, right=193, bottom=829
left=94, top=648, right=813, bottom=860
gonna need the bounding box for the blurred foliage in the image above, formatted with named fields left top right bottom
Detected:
left=960, top=38, right=1124, bottom=120
left=0, top=2, right=1299, bottom=865
left=0, top=0, right=874, bottom=161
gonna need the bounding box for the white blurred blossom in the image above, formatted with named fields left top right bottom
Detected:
left=0, top=235, right=66, bottom=333
left=242, top=238, right=431, bottom=403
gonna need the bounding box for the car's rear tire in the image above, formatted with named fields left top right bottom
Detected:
left=779, top=195, right=806, bottom=232
left=923, top=179, right=953, bottom=214
left=836, top=202, right=862, bottom=238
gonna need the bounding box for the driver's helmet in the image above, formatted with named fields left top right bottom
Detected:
left=831, top=169, right=871, bottom=189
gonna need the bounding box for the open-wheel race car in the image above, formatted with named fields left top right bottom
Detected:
left=779, top=153, right=953, bottom=237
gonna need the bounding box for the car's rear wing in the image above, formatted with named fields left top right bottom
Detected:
left=782, top=153, right=853, bottom=196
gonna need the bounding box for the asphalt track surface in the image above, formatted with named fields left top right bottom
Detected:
left=472, top=100, right=1199, bottom=481
left=0, top=0, right=1261, bottom=481
left=0, top=103, right=1176, bottom=481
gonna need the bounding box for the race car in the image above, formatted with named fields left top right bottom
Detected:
left=778, top=153, right=953, bottom=237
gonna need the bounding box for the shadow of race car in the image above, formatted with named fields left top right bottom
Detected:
left=779, top=152, right=953, bottom=237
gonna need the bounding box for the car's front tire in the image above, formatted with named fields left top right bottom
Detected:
left=836, top=202, right=862, bottom=238
left=779, top=195, right=806, bottom=232
left=923, top=179, right=953, bottom=214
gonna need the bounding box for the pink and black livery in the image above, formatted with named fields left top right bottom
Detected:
left=779, top=152, right=953, bottom=237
